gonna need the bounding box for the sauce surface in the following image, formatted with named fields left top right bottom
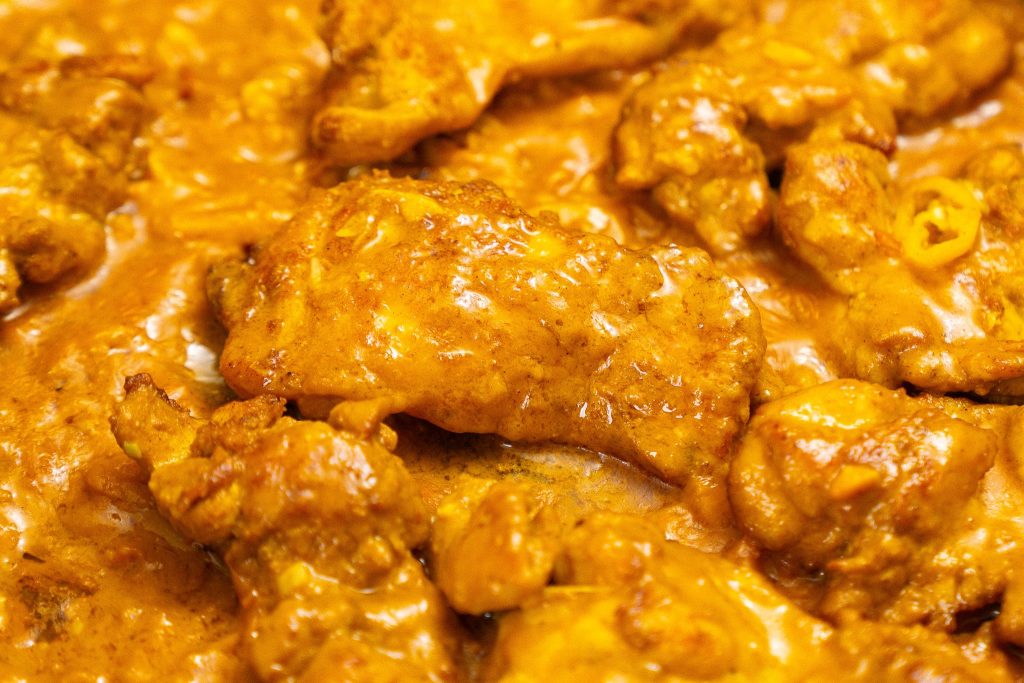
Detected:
left=2, top=0, right=1024, bottom=679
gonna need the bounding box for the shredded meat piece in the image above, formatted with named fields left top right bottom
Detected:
left=312, top=0, right=752, bottom=164
left=109, top=374, right=462, bottom=682
left=0, top=56, right=151, bottom=313
left=209, top=175, right=765, bottom=486
left=731, top=379, right=1024, bottom=648
left=778, top=141, right=1024, bottom=395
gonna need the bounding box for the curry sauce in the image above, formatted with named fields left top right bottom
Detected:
left=2, top=0, right=1024, bottom=680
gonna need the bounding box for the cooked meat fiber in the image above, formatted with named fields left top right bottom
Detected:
left=209, top=175, right=765, bottom=486
left=110, top=374, right=462, bottom=682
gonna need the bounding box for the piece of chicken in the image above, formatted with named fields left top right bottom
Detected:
left=613, top=0, right=1009, bottom=254
left=481, top=513, right=1013, bottom=681
left=482, top=513, right=830, bottom=680
left=730, top=379, right=1024, bottom=648
left=777, top=141, right=1024, bottom=395
left=614, top=31, right=896, bottom=253
left=0, top=56, right=151, bottom=313
left=614, top=60, right=773, bottom=254
left=209, top=175, right=765, bottom=486
left=430, top=478, right=560, bottom=615
left=109, top=374, right=462, bottom=682
left=772, top=0, right=1011, bottom=120
left=312, top=0, right=752, bottom=165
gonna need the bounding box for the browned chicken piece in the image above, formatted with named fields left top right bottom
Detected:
left=614, top=31, right=896, bottom=253
left=891, top=395, right=1024, bottom=647
left=312, top=0, right=753, bottom=165
left=614, top=61, right=772, bottom=254
left=430, top=478, right=560, bottom=614
left=731, top=379, right=1024, bottom=649
left=481, top=513, right=1012, bottom=681
left=109, top=375, right=462, bottom=682
left=0, top=56, right=151, bottom=313
left=614, top=0, right=1009, bottom=254
left=773, top=0, right=1012, bottom=120
left=778, top=141, right=1024, bottom=395
left=482, top=513, right=832, bottom=680
left=209, top=175, right=765, bottom=486
left=730, top=380, right=994, bottom=620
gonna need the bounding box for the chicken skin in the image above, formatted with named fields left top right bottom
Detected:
left=110, top=375, right=462, bottom=682
left=730, top=379, right=1024, bottom=648
left=210, top=175, right=764, bottom=486
left=778, top=141, right=1024, bottom=395
left=0, top=56, right=151, bottom=313
left=312, top=0, right=752, bottom=165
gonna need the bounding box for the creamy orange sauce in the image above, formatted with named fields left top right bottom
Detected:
left=0, top=1, right=326, bottom=675
left=1, top=0, right=1024, bottom=678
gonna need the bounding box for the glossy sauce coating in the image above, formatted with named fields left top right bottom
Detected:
left=2, top=0, right=1024, bottom=680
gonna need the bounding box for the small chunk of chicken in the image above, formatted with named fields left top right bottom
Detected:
left=482, top=513, right=1010, bottom=681
left=482, top=513, right=833, bottom=680
left=730, top=380, right=996, bottom=624
left=430, top=478, right=559, bottom=614
left=614, top=31, right=896, bottom=253
left=733, top=381, right=1024, bottom=651
left=888, top=395, right=1024, bottom=646
left=0, top=56, right=151, bottom=313
left=210, top=175, right=764, bottom=486
left=614, top=61, right=772, bottom=254
left=312, top=0, right=752, bottom=165
left=777, top=141, right=1024, bottom=395
left=614, top=0, right=1009, bottom=254
left=110, top=375, right=462, bottom=682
